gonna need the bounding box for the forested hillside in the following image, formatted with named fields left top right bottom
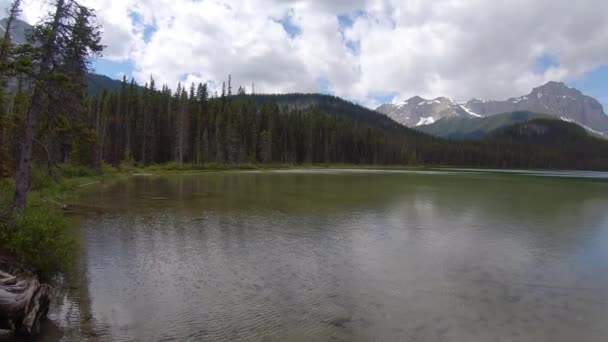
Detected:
left=416, top=111, right=553, bottom=140
left=4, top=74, right=608, bottom=180
left=86, top=73, right=130, bottom=95
left=482, top=119, right=608, bottom=170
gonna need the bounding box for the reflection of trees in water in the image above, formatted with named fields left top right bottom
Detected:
left=37, top=217, right=107, bottom=341
left=75, top=171, right=608, bottom=264
left=64, top=171, right=608, bottom=341
left=81, top=172, right=608, bottom=213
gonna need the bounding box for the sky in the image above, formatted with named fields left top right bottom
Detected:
left=3, top=0, right=608, bottom=109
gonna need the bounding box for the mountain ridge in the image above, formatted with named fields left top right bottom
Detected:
left=376, top=96, right=480, bottom=128
left=0, top=18, right=31, bottom=45
left=377, top=81, right=608, bottom=134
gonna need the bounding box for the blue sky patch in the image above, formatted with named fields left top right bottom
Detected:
left=570, top=65, right=608, bottom=111
left=91, top=58, right=134, bottom=79
left=337, top=10, right=365, bottom=31
left=129, top=11, right=157, bottom=43
left=345, top=39, right=361, bottom=55
left=316, top=77, right=333, bottom=95
left=368, top=91, right=399, bottom=106
left=533, top=53, right=560, bottom=74
left=274, top=10, right=301, bottom=39
left=337, top=11, right=365, bottom=56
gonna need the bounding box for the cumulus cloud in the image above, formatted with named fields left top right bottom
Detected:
left=81, top=0, right=140, bottom=60
left=3, top=0, right=608, bottom=107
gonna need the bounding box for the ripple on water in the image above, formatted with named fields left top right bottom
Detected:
left=44, top=170, right=608, bottom=341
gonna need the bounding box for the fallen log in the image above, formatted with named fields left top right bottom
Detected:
left=0, top=254, right=51, bottom=336
left=41, top=198, right=68, bottom=210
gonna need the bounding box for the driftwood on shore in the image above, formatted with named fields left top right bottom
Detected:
left=0, top=255, right=51, bottom=336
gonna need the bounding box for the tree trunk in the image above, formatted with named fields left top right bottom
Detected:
left=179, top=110, right=183, bottom=165
left=99, top=107, right=107, bottom=164
left=92, top=95, right=102, bottom=170
left=142, top=110, right=148, bottom=165
left=13, top=86, right=42, bottom=209
left=13, top=0, right=65, bottom=209
left=0, top=256, right=51, bottom=336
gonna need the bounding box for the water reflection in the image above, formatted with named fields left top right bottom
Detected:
left=32, top=170, right=608, bottom=341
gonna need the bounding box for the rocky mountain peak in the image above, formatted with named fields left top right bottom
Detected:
left=378, top=82, right=608, bottom=134
left=0, top=18, right=33, bottom=45
left=406, top=96, right=425, bottom=104
left=532, top=81, right=581, bottom=97
left=377, top=95, right=479, bottom=127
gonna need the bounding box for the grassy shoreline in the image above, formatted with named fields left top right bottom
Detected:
left=2, top=162, right=604, bottom=277
left=6, top=162, right=433, bottom=208
left=134, top=162, right=436, bottom=174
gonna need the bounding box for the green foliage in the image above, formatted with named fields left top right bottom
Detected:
left=7, top=200, right=74, bottom=276
left=145, top=161, right=184, bottom=172
left=118, top=160, right=137, bottom=173
left=101, top=161, right=118, bottom=175
left=29, top=166, right=57, bottom=191
left=86, top=73, right=142, bottom=95
left=58, top=163, right=96, bottom=178
left=0, top=180, right=73, bottom=276
left=27, top=162, right=119, bottom=208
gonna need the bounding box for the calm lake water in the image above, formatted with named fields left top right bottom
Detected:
left=22, top=170, right=608, bottom=341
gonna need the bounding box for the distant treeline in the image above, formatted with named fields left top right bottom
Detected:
left=3, top=74, right=608, bottom=176
left=5, top=79, right=608, bottom=173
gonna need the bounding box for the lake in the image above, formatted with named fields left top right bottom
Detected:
left=30, top=169, right=608, bottom=341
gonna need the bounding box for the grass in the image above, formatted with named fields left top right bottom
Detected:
left=135, top=161, right=432, bottom=174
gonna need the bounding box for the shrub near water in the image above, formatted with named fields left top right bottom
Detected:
left=0, top=179, right=74, bottom=277
left=10, top=201, right=74, bottom=275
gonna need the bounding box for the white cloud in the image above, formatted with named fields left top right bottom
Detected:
left=82, top=0, right=140, bottom=60
left=4, top=0, right=608, bottom=107
left=0, top=0, right=47, bottom=25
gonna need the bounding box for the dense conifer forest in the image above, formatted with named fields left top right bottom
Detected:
left=5, top=70, right=608, bottom=186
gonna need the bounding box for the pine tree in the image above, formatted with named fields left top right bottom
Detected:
left=259, top=130, right=271, bottom=163
left=194, top=82, right=208, bottom=165
left=14, top=0, right=103, bottom=209
left=0, top=0, right=22, bottom=177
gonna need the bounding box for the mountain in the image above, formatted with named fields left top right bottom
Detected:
left=489, top=118, right=595, bottom=145
left=376, top=96, right=480, bottom=127
left=251, top=93, right=432, bottom=133
left=490, top=119, right=608, bottom=155
left=484, top=119, right=608, bottom=170
left=416, top=111, right=553, bottom=140
left=0, top=17, right=127, bottom=95
left=465, top=82, right=608, bottom=133
left=377, top=82, right=608, bottom=134
left=86, top=73, right=131, bottom=95
left=0, top=18, right=31, bottom=45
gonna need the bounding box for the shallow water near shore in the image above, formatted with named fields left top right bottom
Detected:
left=12, top=169, right=608, bottom=341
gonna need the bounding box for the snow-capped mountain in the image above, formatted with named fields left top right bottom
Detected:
left=464, top=82, right=608, bottom=133
left=378, top=82, right=608, bottom=134
left=376, top=96, right=480, bottom=127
